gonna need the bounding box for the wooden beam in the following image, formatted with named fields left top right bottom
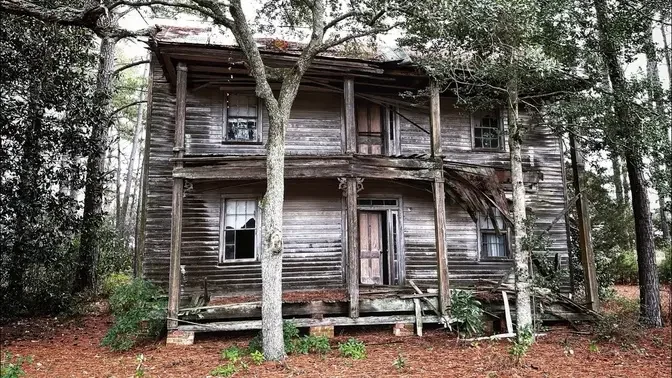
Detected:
left=344, top=77, right=356, bottom=154
left=177, top=315, right=441, bottom=332
left=569, top=133, right=599, bottom=312
left=429, top=81, right=442, bottom=158
left=346, top=177, right=360, bottom=317
left=167, top=63, right=188, bottom=329
left=432, top=178, right=450, bottom=317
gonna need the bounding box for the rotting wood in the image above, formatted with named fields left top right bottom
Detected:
left=346, top=177, right=360, bottom=317
left=502, top=291, right=513, bottom=334
left=569, top=133, right=599, bottom=312
left=413, top=298, right=423, bottom=336
left=167, top=63, right=187, bottom=330
left=175, top=315, right=441, bottom=332
left=344, top=77, right=356, bottom=154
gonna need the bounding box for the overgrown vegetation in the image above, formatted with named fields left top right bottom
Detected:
left=100, top=279, right=167, bottom=351
left=593, top=296, right=643, bottom=345
left=247, top=321, right=332, bottom=356
left=449, top=289, right=484, bottom=338
left=507, top=327, right=534, bottom=366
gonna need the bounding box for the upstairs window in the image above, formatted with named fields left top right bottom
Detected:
left=478, top=209, right=509, bottom=259
left=356, top=100, right=384, bottom=155
left=473, top=112, right=503, bottom=150
left=224, top=94, right=262, bottom=143
left=220, top=199, right=258, bottom=262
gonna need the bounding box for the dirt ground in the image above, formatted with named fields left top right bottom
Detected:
left=1, top=285, right=670, bottom=378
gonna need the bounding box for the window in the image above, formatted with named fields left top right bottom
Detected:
left=478, top=210, right=509, bottom=259
left=224, top=94, right=261, bottom=142
left=473, top=113, right=503, bottom=150
left=220, top=199, right=258, bottom=262
left=356, top=100, right=384, bottom=154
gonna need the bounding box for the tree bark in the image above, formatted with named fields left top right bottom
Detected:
left=506, top=75, right=533, bottom=335
left=593, top=0, right=662, bottom=327
left=610, top=151, right=624, bottom=205
left=75, top=32, right=116, bottom=293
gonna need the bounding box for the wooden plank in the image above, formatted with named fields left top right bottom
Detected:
left=569, top=133, right=599, bottom=312
left=414, top=298, right=423, bottom=336
left=177, top=315, right=441, bottom=332
left=344, top=77, right=356, bottom=153
left=429, top=81, right=442, bottom=158
left=432, top=178, right=450, bottom=316
left=346, top=178, right=360, bottom=317
left=502, top=291, right=513, bottom=334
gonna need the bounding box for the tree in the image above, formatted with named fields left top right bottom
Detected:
left=593, top=0, right=663, bottom=326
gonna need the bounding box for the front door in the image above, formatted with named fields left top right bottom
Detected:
left=359, top=211, right=383, bottom=285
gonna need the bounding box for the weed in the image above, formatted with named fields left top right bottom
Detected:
left=594, top=296, right=642, bottom=344
left=250, top=350, right=265, bottom=365
left=588, top=340, right=599, bottom=353
left=295, top=335, right=331, bottom=355
left=220, top=346, right=242, bottom=363
left=450, top=289, right=484, bottom=338
left=338, top=338, right=366, bottom=360
left=210, top=362, right=238, bottom=377
left=393, top=353, right=406, bottom=370
left=134, top=354, right=145, bottom=377
left=1, top=353, right=32, bottom=378
left=507, top=327, right=534, bottom=366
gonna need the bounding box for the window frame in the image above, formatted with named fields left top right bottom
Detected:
left=477, top=210, right=511, bottom=261
left=222, top=93, right=263, bottom=144
left=471, top=110, right=505, bottom=152
left=219, top=196, right=261, bottom=264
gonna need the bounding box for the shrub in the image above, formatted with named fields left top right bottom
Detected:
left=295, top=335, right=331, bottom=355
left=594, top=296, right=642, bottom=344
left=220, top=346, right=242, bottom=363
left=338, top=338, right=366, bottom=360
left=249, top=350, right=264, bottom=365
left=450, top=289, right=484, bottom=337
left=1, top=353, right=32, bottom=378
left=210, top=363, right=237, bottom=377
left=658, top=249, right=671, bottom=284
left=608, top=249, right=638, bottom=284
left=101, top=272, right=132, bottom=298
left=508, top=327, right=534, bottom=366
left=100, top=279, right=167, bottom=351
left=248, top=320, right=306, bottom=355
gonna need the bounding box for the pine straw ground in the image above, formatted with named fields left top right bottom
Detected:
left=1, top=285, right=670, bottom=378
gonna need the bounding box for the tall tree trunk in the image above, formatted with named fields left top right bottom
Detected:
left=622, top=162, right=630, bottom=204
left=75, top=32, right=117, bottom=293
left=506, top=75, right=533, bottom=335
left=115, top=127, right=122, bottom=229
left=119, top=82, right=146, bottom=235
left=594, top=0, right=662, bottom=327
left=610, top=151, right=624, bottom=205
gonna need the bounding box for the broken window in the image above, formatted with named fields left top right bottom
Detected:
left=224, top=94, right=261, bottom=142
left=478, top=209, right=509, bottom=258
left=221, top=199, right=257, bottom=262
left=474, top=113, right=502, bottom=150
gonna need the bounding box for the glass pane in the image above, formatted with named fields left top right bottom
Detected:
left=225, top=245, right=235, bottom=260
left=235, top=229, right=255, bottom=259
left=225, top=215, right=236, bottom=228
left=225, top=230, right=235, bottom=244
left=236, top=200, right=246, bottom=214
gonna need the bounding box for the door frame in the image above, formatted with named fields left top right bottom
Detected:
left=357, top=197, right=405, bottom=286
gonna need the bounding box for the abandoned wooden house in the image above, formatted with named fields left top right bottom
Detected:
left=140, top=26, right=575, bottom=343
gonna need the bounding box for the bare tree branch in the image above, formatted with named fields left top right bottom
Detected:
left=108, top=100, right=147, bottom=121
left=113, top=60, right=151, bottom=76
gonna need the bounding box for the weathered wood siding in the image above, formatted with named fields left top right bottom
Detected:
left=184, top=89, right=343, bottom=155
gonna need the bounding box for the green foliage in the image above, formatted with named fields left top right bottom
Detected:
left=658, top=249, right=671, bottom=284
left=102, top=272, right=132, bottom=298
left=393, top=353, right=406, bottom=370
left=282, top=320, right=300, bottom=354
left=210, top=363, right=237, bottom=377
left=100, top=279, right=167, bottom=351
left=508, top=327, right=534, bottom=366
left=607, top=249, right=639, bottom=284
left=249, top=350, right=264, bottom=365
left=220, top=346, right=242, bottom=363
left=588, top=340, right=600, bottom=353
left=594, top=296, right=642, bottom=344
left=295, top=335, right=331, bottom=355
left=247, top=334, right=262, bottom=354
left=1, top=353, right=32, bottom=378
left=134, top=354, right=145, bottom=378
left=338, top=338, right=366, bottom=360
left=450, top=289, right=484, bottom=337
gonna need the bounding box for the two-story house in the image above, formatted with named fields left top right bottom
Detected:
left=140, top=27, right=571, bottom=339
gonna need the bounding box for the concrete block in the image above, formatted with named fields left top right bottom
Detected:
left=166, top=330, right=194, bottom=345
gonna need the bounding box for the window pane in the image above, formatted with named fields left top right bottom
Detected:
left=225, top=215, right=236, bottom=228
left=235, top=229, right=255, bottom=259
left=225, top=230, right=235, bottom=244
left=482, top=233, right=507, bottom=257
left=225, top=244, right=235, bottom=260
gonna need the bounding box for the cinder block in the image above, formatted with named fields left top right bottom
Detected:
left=166, top=330, right=195, bottom=345
left=309, top=325, right=334, bottom=338
left=392, top=322, right=414, bottom=337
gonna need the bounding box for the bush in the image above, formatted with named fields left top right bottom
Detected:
left=101, top=272, right=132, bottom=298
left=295, top=335, right=331, bottom=355
left=1, top=353, right=32, bottom=378
left=594, top=296, right=642, bottom=344
left=338, top=338, right=366, bottom=360
left=658, top=249, right=671, bottom=284
left=450, top=289, right=484, bottom=337
left=100, top=279, right=167, bottom=351
left=607, top=249, right=638, bottom=284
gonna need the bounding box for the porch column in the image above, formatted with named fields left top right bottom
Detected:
left=429, top=81, right=450, bottom=316
left=346, top=177, right=360, bottom=318
left=569, top=132, right=599, bottom=312
left=344, top=76, right=356, bottom=154
left=167, top=63, right=187, bottom=329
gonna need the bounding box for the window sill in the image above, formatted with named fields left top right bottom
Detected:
left=221, top=141, right=264, bottom=146
left=472, top=148, right=505, bottom=153
left=479, top=256, right=513, bottom=262
left=217, top=259, right=259, bottom=265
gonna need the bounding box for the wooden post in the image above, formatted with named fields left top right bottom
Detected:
left=429, top=81, right=442, bottom=158
left=429, top=81, right=450, bottom=316
left=167, top=63, right=187, bottom=329
left=344, top=77, right=356, bottom=154
left=346, top=178, right=360, bottom=317
left=569, top=133, right=599, bottom=312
